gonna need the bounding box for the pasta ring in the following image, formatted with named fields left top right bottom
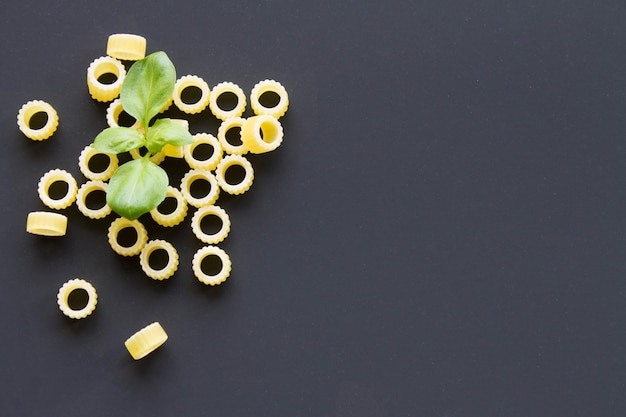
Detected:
left=192, top=246, right=232, bottom=285
left=217, top=117, right=247, bottom=155
left=183, top=133, right=223, bottom=170
left=76, top=180, right=111, bottom=219
left=17, top=100, right=59, bottom=141
left=149, top=186, right=188, bottom=227
left=78, top=145, right=119, bottom=181
left=214, top=155, right=254, bottom=195
left=241, top=115, right=283, bottom=154
left=191, top=205, right=231, bottom=244
left=107, top=33, right=147, bottom=61
left=86, top=56, right=126, bottom=102
left=180, top=169, right=220, bottom=208
left=125, top=322, right=168, bottom=360
left=209, top=82, right=246, bottom=121
left=139, top=240, right=179, bottom=280
left=26, top=211, right=68, bottom=236
left=106, top=98, right=141, bottom=129
left=250, top=79, right=289, bottom=119
left=57, top=279, right=98, bottom=319
left=38, top=169, right=78, bottom=209
left=173, top=75, right=210, bottom=114
left=108, top=217, right=148, bottom=256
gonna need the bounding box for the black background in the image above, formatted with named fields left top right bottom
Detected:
left=1, top=1, right=626, bottom=416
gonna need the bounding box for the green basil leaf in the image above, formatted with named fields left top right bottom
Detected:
left=145, top=118, right=194, bottom=153
left=106, top=158, right=168, bottom=220
left=92, top=127, right=145, bottom=154
left=120, top=51, right=176, bottom=129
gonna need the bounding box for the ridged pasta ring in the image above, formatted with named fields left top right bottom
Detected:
left=37, top=169, right=78, bottom=210
left=57, top=279, right=98, bottom=319
left=173, top=75, right=210, bottom=114
left=250, top=79, right=289, bottom=119
left=191, top=205, right=231, bottom=244
left=124, top=322, right=168, bottom=360
left=209, top=82, right=246, bottom=121
left=86, top=56, right=126, bottom=102
left=214, top=155, right=254, bottom=195
left=17, top=100, right=59, bottom=141
left=107, top=217, right=148, bottom=256
left=192, top=246, right=232, bottom=285
left=139, top=240, right=179, bottom=280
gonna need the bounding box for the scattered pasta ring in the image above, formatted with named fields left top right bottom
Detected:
left=214, top=155, right=254, bottom=195
left=108, top=217, right=148, bottom=256
left=241, top=115, right=283, bottom=154
left=26, top=211, right=68, bottom=236
left=217, top=117, right=247, bottom=155
left=173, top=75, right=210, bottom=114
left=76, top=180, right=111, bottom=219
left=209, top=82, right=246, bottom=121
left=191, top=205, right=231, bottom=244
left=149, top=186, right=188, bottom=227
left=57, top=279, right=98, bottom=319
left=129, top=147, right=166, bottom=165
left=78, top=145, right=119, bottom=181
left=125, top=322, right=168, bottom=360
left=139, top=240, right=179, bottom=280
left=37, top=169, right=78, bottom=210
left=17, top=100, right=59, bottom=141
left=180, top=169, right=220, bottom=208
left=107, top=33, right=147, bottom=61
left=86, top=56, right=126, bottom=102
left=183, top=133, right=222, bottom=170
left=106, top=98, right=141, bottom=129
left=192, top=246, right=232, bottom=285
left=250, top=79, right=289, bottom=119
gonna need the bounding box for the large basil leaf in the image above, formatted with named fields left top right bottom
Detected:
left=106, top=158, right=168, bottom=220
left=92, top=127, right=145, bottom=154
left=120, top=51, right=176, bottom=129
left=145, top=118, right=194, bottom=153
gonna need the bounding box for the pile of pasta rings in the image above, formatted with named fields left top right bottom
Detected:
left=20, top=34, right=289, bottom=359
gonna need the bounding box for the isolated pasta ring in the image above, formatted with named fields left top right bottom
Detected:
left=217, top=117, right=247, bottom=155
left=17, top=100, right=59, bottom=141
left=241, top=115, right=283, bottom=154
left=57, top=279, right=98, bottom=319
left=250, top=79, right=289, bottom=119
left=107, top=33, right=147, bottom=61
left=76, top=180, right=111, bottom=219
left=209, top=82, right=246, bottom=121
left=37, top=169, right=78, bottom=210
left=149, top=186, right=188, bottom=227
left=214, top=155, right=254, bottom=195
left=191, top=205, right=231, bottom=244
left=183, top=133, right=223, bottom=170
left=86, top=56, right=126, bottom=102
left=139, top=240, right=179, bottom=280
left=108, top=217, right=148, bottom=256
left=124, top=322, right=168, bottom=360
left=78, top=145, right=118, bottom=181
left=26, top=211, right=68, bottom=236
left=180, top=169, right=220, bottom=208
left=192, top=245, right=232, bottom=285
left=173, top=75, right=210, bottom=114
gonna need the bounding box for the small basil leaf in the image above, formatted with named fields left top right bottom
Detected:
left=106, top=158, right=168, bottom=220
left=92, top=127, right=145, bottom=154
left=120, top=51, right=176, bottom=129
left=145, top=118, right=195, bottom=153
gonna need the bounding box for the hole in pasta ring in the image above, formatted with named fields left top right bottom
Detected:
left=37, top=169, right=78, bottom=209
left=173, top=75, right=210, bottom=114
left=87, top=56, right=126, bottom=102
left=76, top=180, right=111, bottom=219
left=215, top=155, right=254, bottom=195
left=108, top=217, right=148, bottom=256
left=250, top=79, right=289, bottom=119
left=241, top=115, right=283, bottom=154
left=149, top=186, right=188, bottom=227
left=217, top=118, right=247, bottom=155
left=183, top=133, right=222, bottom=170
left=17, top=100, right=59, bottom=141
left=180, top=169, right=220, bottom=208
left=209, top=82, right=246, bottom=121
left=191, top=205, right=231, bottom=244
left=78, top=145, right=119, bottom=181
left=192, top=245, right=232, bottom=285
left=57, top=279, right=98, bottom=319
left=139, top=239, right=179, bottom=280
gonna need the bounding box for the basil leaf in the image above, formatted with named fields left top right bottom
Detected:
left=145, top=118, right=194, bottom=153
left=106, top=158, right=168, bottom=220
left=120, top=51, right=176, bottom=129
left=92, top=127, right=145, bottom=154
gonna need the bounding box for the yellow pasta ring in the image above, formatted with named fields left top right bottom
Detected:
left=26, top=211, right=68, bottom=236
left=108, top=217, right=148, bottom=256
left=209, top=82, right=246, bottom=121
left=86, top=56, right=126, bottom=102
left=17, top=100, right=59, bottom=141
left=183, top=133, right=223, bottom=170
left=106, top=98, right=141, bottom=129
left=192, top=245, right=232, bottom=286
left=57, top=279, right=98, bottom=319
left=217, top=117, right=247, bottom=155
left=191, top=205, right=231, bottom=244
left=149, top=186, right=188, bottom=227
left=107, top=33, right=147, bottom=61
left=78, top=145, right=119, bottom=181
left=125, top=322, right=168, bottom=360
left=214, top=155, right=254, bottom=195
left=173, top=75, right=211, bottom=114
left=180, top=169, right=220, bottom=208
left=139, top=240, right=179, bottom=280
left=250, top=79, right=289, bottom=119
left=37, top=169, right=78, bottom=210
left=76, top=180, right=111, bottom=219
left=241, top=115, right=284, bottom=154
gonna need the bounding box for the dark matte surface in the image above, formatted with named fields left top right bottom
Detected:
left=2, top=1, right=626, bottom=415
